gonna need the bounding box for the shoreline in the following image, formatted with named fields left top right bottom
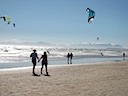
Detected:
left=0, top=60, right=126, bottom=72
left=0, top=55, right=126, bottom=70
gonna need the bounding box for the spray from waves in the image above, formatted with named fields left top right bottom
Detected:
left=0, top=44, right=127, bottom=63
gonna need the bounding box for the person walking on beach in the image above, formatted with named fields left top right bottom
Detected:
left=38, top=51, right=49, bottom=76
left=70, top=53, right=73, bottom=64
left=67, top=53, right=70, bottom=64
left=30, top=49, right=39, bottom=76
left=123, top=53, right=125, bottom=60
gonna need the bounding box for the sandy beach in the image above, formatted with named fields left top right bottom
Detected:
left=0, top=61, right=128, bottom=96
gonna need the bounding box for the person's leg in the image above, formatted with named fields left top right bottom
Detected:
left=45, top=64, right=48, bottom=74
left=70, top=58, right=72, bottom=64
left=68, top=58, right=69, bottom=64
left=33, top=64, right=36, bottom=75
left=41, top=68, right=42, bottom=74
left=123, top=56, right=125, bottom=60
left=32, top=60, right=36, bottom=75
left=41, top=64, right=44, bottom=74
left=45, top=64, right=50, bottom=76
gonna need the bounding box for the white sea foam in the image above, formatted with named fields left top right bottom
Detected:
left=0, top=44, right=127, bottom=63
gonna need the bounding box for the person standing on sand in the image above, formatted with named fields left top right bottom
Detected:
left=123, top=53, right=125, bottom=60
left=38, top=51, right=49, bottom=76
left=70, top=53, right=73, bottom=64
left=67, top=53, right=70, bottom=64
left=30, top=49, right=39, bottom=75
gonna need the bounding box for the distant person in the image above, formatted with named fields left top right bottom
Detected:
left=67, top=53, right=70, bottom=64
left=38, top=51, right=49, bottom=76
left=70, top=53, right=73, bottom=64
left=101, top=53, right=104, bottom=56
left=30, top=49, right=39, bottom=76
left=123, top=53, right=125, bottom=60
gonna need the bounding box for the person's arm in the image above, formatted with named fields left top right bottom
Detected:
left=38, top=55, right=42, bottom=62
left=35, top=53, right=39, bottom=59
left=30, top=53, right=32, bottom=57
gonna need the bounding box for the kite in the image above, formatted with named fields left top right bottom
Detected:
left=0, top=15, right=10, bottom=24
left=13, top=23, right=15, bottom=27
left=1, top=15, right=16, bottom=27
left=6, top=16, right=10, bottom=24
left=86, top=8, right=95, bottom=23
left=47, top=51, right=50, bottom=54
left=0, top=16, right=6, bottom=21
left=97, top=37, right=99, bottom=41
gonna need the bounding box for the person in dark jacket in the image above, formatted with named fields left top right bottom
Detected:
left=70, top=53, right=73, bottom=64
left=30, top=49, right=39, bottom=75
left=123, top=53, right=125, bottom=60
left=67, top=53, right=70, bottom=64
left=38, top=51, right=49, bottom=76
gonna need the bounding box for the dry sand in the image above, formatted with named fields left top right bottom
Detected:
left=0, top=61, right=128, bottom=96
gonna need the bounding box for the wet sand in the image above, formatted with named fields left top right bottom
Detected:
left=0, top=61, right=128, bottom=96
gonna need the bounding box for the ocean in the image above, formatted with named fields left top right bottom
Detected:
left=0, top=44, right=127, bottom=69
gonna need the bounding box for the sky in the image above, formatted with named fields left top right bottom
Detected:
left=0, top=0, right=128, bottom=48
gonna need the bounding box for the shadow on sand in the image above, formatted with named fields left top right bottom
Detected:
left=32, top=73, right=40, bottom=77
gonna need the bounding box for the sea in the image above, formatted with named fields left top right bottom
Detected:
left=0, top=44, right=128, bottom=69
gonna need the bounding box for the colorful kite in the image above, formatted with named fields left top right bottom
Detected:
left=86, top=8, right=95, bottom=23
left=0, top=15, right=10, bottom=24
left=6, top=16, right=10, bottom=24
left=1, top=15, right=16, bottom=27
